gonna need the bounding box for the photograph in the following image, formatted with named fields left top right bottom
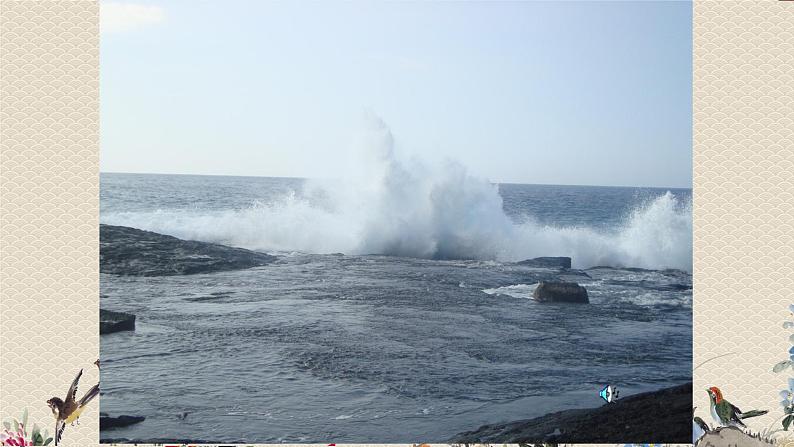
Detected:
left=98, top=0, right=693, bottom=443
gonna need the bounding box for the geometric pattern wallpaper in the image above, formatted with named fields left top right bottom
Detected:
left=0, top=1, right=99, bottom=445
left=692, top=0, right=794, bottom=436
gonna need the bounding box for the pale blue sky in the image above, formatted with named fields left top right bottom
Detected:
left=101, top=0, right=692, bottom=188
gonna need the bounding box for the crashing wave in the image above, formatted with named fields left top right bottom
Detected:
left=101, top=116, right=692, bottom=271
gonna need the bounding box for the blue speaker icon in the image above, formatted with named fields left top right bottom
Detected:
left=599, top=385, right=618, bottom=403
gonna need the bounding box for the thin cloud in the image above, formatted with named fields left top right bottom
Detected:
left=101, top=2, right=165, bottom=34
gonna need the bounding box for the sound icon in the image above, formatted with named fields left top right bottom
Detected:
left=599, top=385, right=618, bottom=403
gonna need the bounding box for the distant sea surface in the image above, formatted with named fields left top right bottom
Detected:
left=100, top=172, right=693, bottom=443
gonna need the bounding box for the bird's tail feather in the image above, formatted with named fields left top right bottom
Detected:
left=55, top=421, right=64, bottom=446
left=79, top=384, right=100, bottom=407
left=740, top=409, right=768, bottom=419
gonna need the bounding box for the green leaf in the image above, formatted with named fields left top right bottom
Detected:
left=3, top=421, right=10, bottom=430
left=32, top=432, right=43, bottom=445
left=774, top=360, right=792, bottom=373
left=13, top=418, right=19, bottom=432
left=783, top=414, right=793, bottom=431
left=43, top=437, right=53, bottom=445
left=22, top=408, right=28, bottom=435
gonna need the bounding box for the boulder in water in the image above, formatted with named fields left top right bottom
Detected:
left=517, top=257, right=572, bottom=269
left=100, top=309, right=136, bottom=334
left=533, top=281, right=588, bottom=304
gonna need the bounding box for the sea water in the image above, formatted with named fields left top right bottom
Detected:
left=99, top=170, right=692, bottom=443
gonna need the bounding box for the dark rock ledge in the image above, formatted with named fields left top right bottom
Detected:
left=100, top=413, right=145, bottom=430
left=517, top=257, right=572, bottom=269
left=100, top=224, right=276, bottom=276
left=451, top=382, right=692, bottom=443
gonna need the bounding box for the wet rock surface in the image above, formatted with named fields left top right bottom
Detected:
left=452, top=382, right=692, bottom=443
left=517, top=257, right=572, bottom=269
left=100, top=224, right=276, bottom=276
left=100, top=414, right=146, bottom=430
left=533, top=281, right=589, bottom=303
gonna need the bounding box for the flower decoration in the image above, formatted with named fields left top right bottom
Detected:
left=0, top=426, right=28, bottom=447
left=773, top=305, right=794, bottom=431
left=0, top=410, right=52, bottom=446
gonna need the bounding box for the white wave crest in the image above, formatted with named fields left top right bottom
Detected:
left=101, top=116, right=692, bottom=271
left=482, top=284, right=539, bottom=300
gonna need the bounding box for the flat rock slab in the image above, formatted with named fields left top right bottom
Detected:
left=100, top=308, right=136, bottom=334
left=452, top=382, right=692, bottom=443
left=100, top=224, right=276, bottom=276
left=533, top=281, right=589, bottom=303
left=517, top=257, right=572, bottom=269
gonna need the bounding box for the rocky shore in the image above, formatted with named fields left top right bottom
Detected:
left=99, top=225, right=692, bottom=443
left=452, top=382, right=692, bottom=443
left=100, top=224, right=276, bottom=276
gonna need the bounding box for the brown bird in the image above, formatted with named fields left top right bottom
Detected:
left=46, top=369, right=100, bottom=445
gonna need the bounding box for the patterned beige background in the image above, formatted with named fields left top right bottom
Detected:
left=692, top=0, right=794, bottom=438
left=1, top=1, right=793, bottom=446
left=0, top=0, right=100, bottom=446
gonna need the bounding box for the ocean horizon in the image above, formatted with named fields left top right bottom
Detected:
left=100, top=170, right=692, bottom=191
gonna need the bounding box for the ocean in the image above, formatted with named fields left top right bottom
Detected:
left=99, top=172, right=693, bottom=443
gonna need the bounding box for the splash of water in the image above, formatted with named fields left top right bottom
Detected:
left=102, top=116, right=692, bottom=271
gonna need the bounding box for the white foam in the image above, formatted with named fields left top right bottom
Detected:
left=482, top=283, right=539, bottom=300
left=622, top=291, right=692, bottom=308
left=102, top=115, right=692, bottom=272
